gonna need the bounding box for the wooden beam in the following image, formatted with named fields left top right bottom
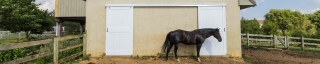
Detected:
left=246, top=33, right=249, bottom=47
left=59, top=44, right=83, bottom=52
left=273, top=35, right=277, bottom=48
left=54, top=38, right=59, bottom=64
left=301, top=36, right=304, bottom=51
left=55, top=0, right=59, bottom=17
left=285, top=35, right=289, bottom=49
left=0, top=39, right=52, bottom=51
left=304, top=38, right=320, bottom=41
left=83, top=34, right=87, bottom=57
left=288, top=37, right=301, bottom=39
left=58, top=35, right=82, bottom=41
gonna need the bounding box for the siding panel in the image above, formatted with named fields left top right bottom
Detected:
left=57, top=0, right=86, bottom=17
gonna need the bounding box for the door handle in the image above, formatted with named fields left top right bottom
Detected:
left=107, top=28, right=108, bottom=32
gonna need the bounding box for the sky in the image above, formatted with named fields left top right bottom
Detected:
left=35, top=0, right=55, bottom=12
left=241, top=0, right=320, bottom=20
left=34, top=0, right=320, bottom=20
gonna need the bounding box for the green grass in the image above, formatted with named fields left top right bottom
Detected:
left=242, top=42, right=320, bottom=55
left=243, top=45, right=272, bottom=49
left=1, top=33, right=26, bottom=39
left=0, top=33, right=56, bottom=45
left=0, top=33, right=27, bottom=45
left=286, top=47, right=320, bottom=54
left=242, top=55, right=253, bottom=62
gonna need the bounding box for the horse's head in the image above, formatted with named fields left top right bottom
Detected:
left=211, top=28, right=222, bottom=42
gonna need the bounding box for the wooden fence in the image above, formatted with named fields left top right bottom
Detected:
left=241, top=33, right=320, bottom=50
left=0, top=34, right=87, bottom=64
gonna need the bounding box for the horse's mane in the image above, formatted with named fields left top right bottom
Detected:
left=194, top=28, right=219, bottom=37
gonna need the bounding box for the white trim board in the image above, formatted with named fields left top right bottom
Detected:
left=105, top=4, right=226, bottom=7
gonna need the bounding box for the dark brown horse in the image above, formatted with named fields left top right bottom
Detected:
left=162, top=28, right=222, bottom=62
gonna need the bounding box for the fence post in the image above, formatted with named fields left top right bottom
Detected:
left=270, top=38, right=272, bottom=46
left=53, top=37, right=59, bottom=64
left=301, top=36, right=304, bottom=51
left=285, top=35, right=289, bottom=50
left=273, top=35, right=277, bottom=48
left=18, top=32, right=21, bottom=43
left=83, top=34, right=87, bottom=57
left=246, top=33, right=249, bottom=47
left=0, top=31, right=2, bottom=39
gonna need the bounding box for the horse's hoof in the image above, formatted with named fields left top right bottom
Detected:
left=197, top=57, right=201, bottom=62
left=177, top=59, right=180, bottom=62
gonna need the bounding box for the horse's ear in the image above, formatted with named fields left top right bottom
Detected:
left=215, top=28, right=219, bottom=31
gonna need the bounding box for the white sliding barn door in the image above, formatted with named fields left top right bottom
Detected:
left=198, top=6, right=227, bottom=56
left=105, top=6, right=133, bottom=56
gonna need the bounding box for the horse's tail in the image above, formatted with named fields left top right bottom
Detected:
left=162, top=32, right=171, bottom=52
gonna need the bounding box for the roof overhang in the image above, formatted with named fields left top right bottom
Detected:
left=239, top=0, right=257, bottom=9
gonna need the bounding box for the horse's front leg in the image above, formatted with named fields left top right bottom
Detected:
left=174, top=44, right=180, bottom=62
left=196, top=44, right=202, bottom=62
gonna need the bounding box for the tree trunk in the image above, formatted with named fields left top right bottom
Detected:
left=281, top=29, right=285, bottom=36
left=79, top=25, right=83, bottom=35
left=25, top=31, right=30, bottom=41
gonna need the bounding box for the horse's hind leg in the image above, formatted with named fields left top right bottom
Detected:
left=174, top=44, right=180, bottom=62
left=166, top=44, right=173, bottom=61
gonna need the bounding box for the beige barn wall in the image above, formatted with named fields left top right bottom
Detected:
left=86, top=0, right=241, bottom=57
left=134, top=7, right=198, bottom=56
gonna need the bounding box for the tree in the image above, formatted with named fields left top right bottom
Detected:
left=0, top=0, right=55, bottom=39
left=309, top=10, right=320, bottom=28
left=264, top=9, right=306, bottom=36
left=241, top=17, right=263, bottom=34
left=261, top=20, right=279, bottom=35
left=263, top=9, right=316, bottom=36
left=306, top=10, right=320, bottom=38
left=62, top=21, right=80, bottom=35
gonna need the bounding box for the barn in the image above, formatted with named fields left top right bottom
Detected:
left=55, top=0, right=256, bottom=58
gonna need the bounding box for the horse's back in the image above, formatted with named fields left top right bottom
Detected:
left=168, top=29, right=201, bottom=44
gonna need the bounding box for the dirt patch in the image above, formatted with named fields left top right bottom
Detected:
left=242, top=48, right=320, bottom=64
left=75, top=56, right=247, bottom=64
left=74, top=48, right=320, bottom=64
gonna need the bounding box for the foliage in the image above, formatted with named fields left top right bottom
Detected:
left=0, top=38, right=84, bottom=63
left=311, top=29, right=320, bottom=39
left=241, top=17, right=263, bottom=34
left=0, top=0, right=55, bottom=40
left=133, top=55, right=140, bottom=59
left=0, top=45, right=41, bottom=63
left=242, top=55, right=253, bottom=62
left=62, top=21, right=81, bottom=35
left=261, top=21, right=280, bottom=35
left=263, top=9, right=316, bottom=36
left=82, top=54, right=91, bottom=60
left=309, top=10, right=320, bottom=28
left=290, top=20, right=317, bottom=37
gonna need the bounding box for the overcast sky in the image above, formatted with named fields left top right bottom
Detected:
left=35, top=0, right=55, bottom=12
left=241, top=0, right=320, bottom=20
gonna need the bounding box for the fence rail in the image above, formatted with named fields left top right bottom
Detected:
left=0, top=34, right=87, bottom=64
left=242, top=33, right=320, bottom=50
left=0, top=39, right=52, bottom=51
